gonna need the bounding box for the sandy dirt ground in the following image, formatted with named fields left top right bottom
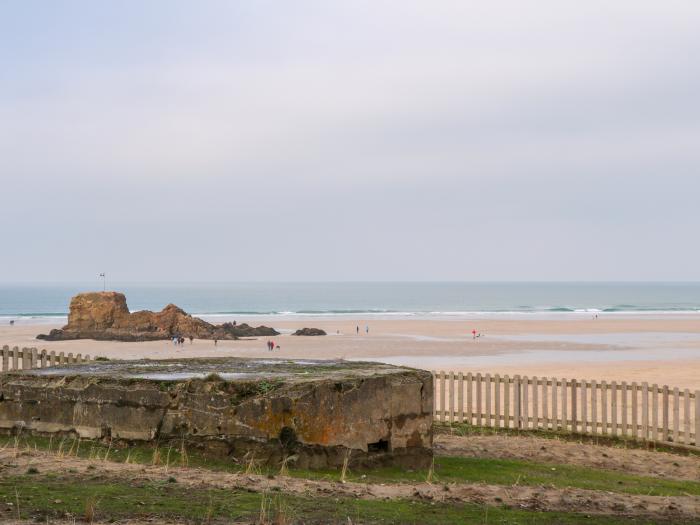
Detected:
left=2, top=316, right=700, bottom=389
left=434, top=432, right=700, bottom=482
left=1, top=435, right=699, bottom=522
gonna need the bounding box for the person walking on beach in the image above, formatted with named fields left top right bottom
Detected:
left=214, top=338, right=218, bottom=346
left=365, top=325, right=369, bottom=335
left=472, top=329, right=477, bottom=340
left=189, top=335, right=194, bottom=344
left=356, top=325, right=359, bottom=335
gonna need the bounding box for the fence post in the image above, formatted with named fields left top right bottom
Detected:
left=610, top=381, right=617, bottom=436
left=484, top=374, right=491, bottom=427
left=439, top=371, right=446, bottom=422
left=475, top=373, right=482, bottom=426
left=695, top=390, right=700, bottom=447
left=620, top=381, right=628, bottom=438
left=601, top=381, right=608, bottom=435
left=522, top=376, right=529, bottom=430
left=2, top=345, right=8, bottom=372
left=504, top=375, right=511, bottom=429
left=12, top=346, right=19, bottom=371
left=551, top=377, right=558, bottom=430
left=590, top=380, right=597, bottom=435
left=466, top=373, right=473, bottom=425
left=49, top=350, right=56, bottom=367
left=631, top=382, right=639, bottom=439
left=570, top=378, right=577, bottom=433
left=532, top=376, right=539, bottom=430
left=581, top=380, right=587, bottom=434
left=662, top=385, right=669, bottom=442
left=641, top=382, right=649, bottom=440
left=652, top=384, right=659, bottom=442
left=431, top=371, right=436, bottom=418
left=31, top=348, right=38, bottom=369
left=683, top=389, right=691, bottom=445
left=39, top=350, right=47, bottom=368
left=561, top=378, right=568, bottom=432
left=76, top=353, right=83, bottom=363
left=542, top=377, right=549, bottom=430
left=458, top=372, right=464, bottom=423
left=673, top=387, right=680, bottom=443
left=494, top=374, right=501, bottom=428
left=514, top=375, right=521, bottom=429
left=449, top=371, right=455, bottom=424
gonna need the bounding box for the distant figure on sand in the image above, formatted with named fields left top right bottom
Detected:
left=365, top=325, right=369, bottom=334
left=472, top=329, right=477, bottom=340
left=189, top=335, right=193, bottom=344
left=356, top=325, right=359, bottom=335
left=214, top=338, right=218, bottom=346
left=9, top=320, right=14, bottom=326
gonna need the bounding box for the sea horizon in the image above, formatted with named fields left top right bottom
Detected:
left=2, top=281, right=700, bottom=322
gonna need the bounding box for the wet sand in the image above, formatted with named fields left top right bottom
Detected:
left=2, top=316, right=700, bottom=390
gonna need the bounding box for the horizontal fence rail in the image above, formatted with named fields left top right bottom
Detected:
left=433, top=371, right=699, bottom=449
left=1, top=345, right=94, bottom=372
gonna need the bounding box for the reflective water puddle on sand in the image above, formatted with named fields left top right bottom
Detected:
left=489, top=332, right=700, bottom=347
left=352, top=346, right=700, bottom=370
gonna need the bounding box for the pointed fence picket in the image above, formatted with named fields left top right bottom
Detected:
left=0, top=345, right=97, bottom=372
left=433, top=371, right=699, bottom=449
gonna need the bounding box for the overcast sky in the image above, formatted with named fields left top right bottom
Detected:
left=1, top=1, right=699, bottom=282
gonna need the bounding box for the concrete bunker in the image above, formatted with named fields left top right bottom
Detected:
left=0, top=357, right=433, bottom=469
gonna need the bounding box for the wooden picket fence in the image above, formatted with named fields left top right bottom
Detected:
left=1, top=345, right=95, bottom=372
left=433, top=371, right=700, bottom=449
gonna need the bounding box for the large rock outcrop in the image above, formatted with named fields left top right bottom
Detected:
left=0, top=358, right=433, bottom=469
left=37, top=292, right=278, bottom=342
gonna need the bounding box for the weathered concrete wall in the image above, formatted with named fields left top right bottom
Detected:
left=0, top=358, right=432, bottom=468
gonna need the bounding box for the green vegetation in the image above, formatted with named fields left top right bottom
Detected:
left=437, top=423, right=700, bottom=457
left=343, top=456, right=700, bottom=497
left=0, top=474, right=666, bottom=524
left=4, top=435, right=699, bottom=499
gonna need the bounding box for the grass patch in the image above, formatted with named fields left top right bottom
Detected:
left=342, top=456, right=700, bottom=497
left=6, top=436, right=700, bottom=496
left=0, top=474, right=669, bottom=524
left=4, top=434, right=699, bottom=498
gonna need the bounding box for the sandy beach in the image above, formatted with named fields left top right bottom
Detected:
left=3, top=316, right=700, bottom=390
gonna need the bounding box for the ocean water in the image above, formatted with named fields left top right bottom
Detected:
left=1, top=282, right=699, bottom=322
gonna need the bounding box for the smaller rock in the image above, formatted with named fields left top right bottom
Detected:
left=292, top=328, right=327, bottom=336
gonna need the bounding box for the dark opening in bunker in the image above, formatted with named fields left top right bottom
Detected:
left=279, top=426, right=298, bottom=450
left=367, top=439, right=389, bottom=453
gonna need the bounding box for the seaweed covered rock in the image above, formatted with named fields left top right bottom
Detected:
left=215, top=322, right=279, bottom=338
left=292, top=328, right=327, bottom=336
